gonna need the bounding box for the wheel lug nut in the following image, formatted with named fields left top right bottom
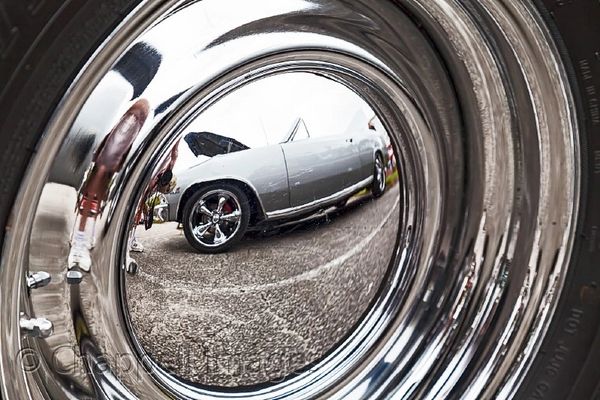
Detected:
left=20, top=313, right=53, bottom=338
left=126, top=258, right=138, bottom=276
left=66, top=270, right=84, bottom=285
left=27, top=271, right=51, bottom=289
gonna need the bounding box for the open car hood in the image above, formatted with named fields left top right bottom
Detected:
left=184, top=131, right=250, bottom=157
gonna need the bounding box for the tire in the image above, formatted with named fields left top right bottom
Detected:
left=181, top=183, right=250, bottom=253
left=0, top=1, right=599, bottom=399
left=514, top=2, right=600, bottom=398
left=371, top=153, right=386, bottom=198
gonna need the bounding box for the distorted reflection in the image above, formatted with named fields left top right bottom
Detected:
left=125, top=73, right=401, bottom=386
left=68, top=99, right=150, bottom=278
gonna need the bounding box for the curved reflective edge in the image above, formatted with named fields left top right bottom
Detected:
left=113, top=54, right=426, bottom=399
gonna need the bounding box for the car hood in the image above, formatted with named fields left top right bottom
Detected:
left=184, top=131, right=250, bottom=157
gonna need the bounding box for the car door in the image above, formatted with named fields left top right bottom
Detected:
left=344, top=132, right=370, bottom=185
left=355, top=130, right=382, bottom=180
left=281, top=121, right=361, bottom=208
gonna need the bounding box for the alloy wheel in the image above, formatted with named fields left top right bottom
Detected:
left=374, top=155, right=386, bottom=195
left=190, top=189, right=244, bottom=248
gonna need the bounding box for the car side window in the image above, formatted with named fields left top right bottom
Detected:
left=281, top=118, right=311, bottom=143
left=291, top=120, right=310, bottom=142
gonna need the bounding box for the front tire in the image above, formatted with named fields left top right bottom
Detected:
left=182, top=183, right=251, bottom=253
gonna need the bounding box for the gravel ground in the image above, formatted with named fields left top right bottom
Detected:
left=126, top=187, right=400, bottom=387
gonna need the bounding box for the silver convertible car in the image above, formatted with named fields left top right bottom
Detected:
left=165, top=118, right=389, bottom=253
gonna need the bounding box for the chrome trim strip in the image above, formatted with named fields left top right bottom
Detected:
left=265, top=176, right=373, bottom=220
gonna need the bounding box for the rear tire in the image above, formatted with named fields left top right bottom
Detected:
left=371, top=153, right=386, bottom=198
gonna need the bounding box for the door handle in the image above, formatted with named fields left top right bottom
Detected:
left=346, top=138, right=353, bottom=143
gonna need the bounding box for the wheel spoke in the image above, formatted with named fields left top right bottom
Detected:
left=214, top=224, right=227, bottom=244
left=192, top=222, right=212, bottom=239
left=198, top=202, right=213, bottom=217
left=220, top=210, right=241, bottom=222
left=216, top=196, right=227, bottom=213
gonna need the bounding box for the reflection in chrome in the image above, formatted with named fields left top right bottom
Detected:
left=19, top=314, right=53, bottom=339
left=189, top=189, right=244, bottom=249
left=26, top=271, right=51, bottom=290
left=122, top=73, right=400, bottom=383
left=265, top=176, right=374, bottom=220
left=163, top=85, right=390, bottom=252
left=68, top=100, right=150, bottom=274
left=0, top=0, right=579, bottom=399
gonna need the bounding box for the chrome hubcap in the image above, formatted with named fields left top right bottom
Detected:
left=0, top=0, right=579, bottom=399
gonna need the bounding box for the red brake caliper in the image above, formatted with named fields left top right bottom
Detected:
left=222, top=202, right=233, bottom=215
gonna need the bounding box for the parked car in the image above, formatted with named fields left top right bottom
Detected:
left=165, top=118, right=388, bottom=252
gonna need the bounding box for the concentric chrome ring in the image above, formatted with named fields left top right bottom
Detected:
left=0, top=0, right=579, bottom=399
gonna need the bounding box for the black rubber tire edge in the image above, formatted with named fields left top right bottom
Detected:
left=516, top=1, right=600, bottom=399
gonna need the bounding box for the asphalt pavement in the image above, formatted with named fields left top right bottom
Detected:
left=126, top=187, right=400, bottom=387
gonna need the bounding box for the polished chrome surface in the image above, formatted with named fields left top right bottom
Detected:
left=123, top=72, right=400, bottom=385
left=0, top=0, right=579, bottom=399
left=265, top=176, right=374, bottom=220
left=26, top=272, right=51, bottom=290
left=19, top=314, right=53, bottom=339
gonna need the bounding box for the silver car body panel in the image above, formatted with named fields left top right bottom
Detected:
left=265, top=175, right=373, bottom=219
left=282, top=135, right=360, bottom=207
left=168, top=129, right=387, bottom=223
